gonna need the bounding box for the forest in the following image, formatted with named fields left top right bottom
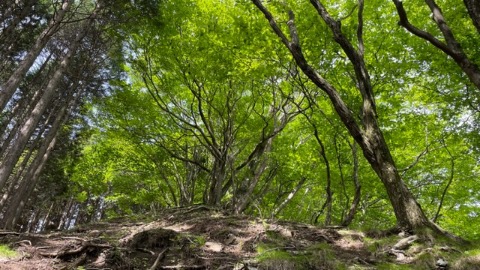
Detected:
left=0, top=0, right=480, bottom=269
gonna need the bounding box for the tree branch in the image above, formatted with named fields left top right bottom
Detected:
left=251, top=0, right=365, bottom=148
left=392, top=0, right=480, bottom=90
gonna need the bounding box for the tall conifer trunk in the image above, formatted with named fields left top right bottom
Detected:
left=0, top=0, right=73, bottom=111
left=0, top=15, right=91, bottom=191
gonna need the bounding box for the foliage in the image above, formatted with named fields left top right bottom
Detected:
left=0, top=245, right=18, bottom=259
left=7, top=0, right=475, bottom=240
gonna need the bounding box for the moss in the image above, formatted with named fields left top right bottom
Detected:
left=364, top=234, right=399, bottom=258
left=256, top=246, right=303, bottom=269
left=452, top=254, right=480, bottom=270
left=376, top=263, right=414, bottom=269
left=0, top=244, right=18, bottom=259
left=256, top=242, right=341, bottom=270
left=306, top=242, right=348, bottom=269
left=411, top=252, right=435, bottom=269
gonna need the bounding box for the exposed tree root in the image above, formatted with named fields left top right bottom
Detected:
left=425, top=221, right=469, bottom=245
left=39, top=239, right=112, bottom=257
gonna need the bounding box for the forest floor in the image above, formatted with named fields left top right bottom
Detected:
left=0, top=206, right=479, bottom=270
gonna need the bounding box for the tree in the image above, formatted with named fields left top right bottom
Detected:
left=0, top=0, right=74, bottom=111
left=110, top=0, right=306, bottom=210
left=0, top=16, right=92, bottom=191
left=17, top=0, right=477, bottom=239
left=391, top=0, right=480, bottom=92
left=250, top=0, right=453, bottom=234
left=0, top=1, right=123, bottom=230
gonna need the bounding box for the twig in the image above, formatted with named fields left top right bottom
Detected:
left=160, top=265, right=205, bottom=269
left=149, top=248, right=168, bottom=270
left=60, top=236, right=87, bottom=241
left=137, top=248, right=155, bottom=255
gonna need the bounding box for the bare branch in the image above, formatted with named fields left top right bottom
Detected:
left=392, top=0, right=480, bottom=90
left=252, top=0, right=364, bottom=146
left=357, top=0, right=365, bottom=57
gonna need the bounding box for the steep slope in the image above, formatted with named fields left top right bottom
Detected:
left=0, top=206, right=478, bottom=269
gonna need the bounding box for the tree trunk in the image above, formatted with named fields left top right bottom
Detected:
left=0, top=19, right=87, bottom=191
left=464, top=0, right=480, bottom=34
left=57, top=197, right=75, bottom=230
left=433, top=140, right=455, bottom=223
left=0, top=1, right=34, bottom=70
left=232, top=152, right=269, bottom=214
left=0, top=120, right=47, bottom=213
left=252, top=0, right=433, bottom=232
left=271, top=176, right=307, bottom=217
left=40, top=202, right=55, bottom=232
left=1, top=103, right=65, bottom=229
left=26, top=208, right=41, bottom=233
left=208, top=157, right=228, bottom=206
left=392, top=0, right=480, bottom=91
left=314, top=123, right=332, bottom=225
left=0, top=0, right=73, bottom=111
left=341, top=142, right=361, bottom=227
left=0, top=51, right=54, bottom=142
left=364, top=136, right=430, bottom=230
left=0, top=0, right=34, bottom=49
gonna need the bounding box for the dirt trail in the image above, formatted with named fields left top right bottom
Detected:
left=0, top=207, right=471, bottom=269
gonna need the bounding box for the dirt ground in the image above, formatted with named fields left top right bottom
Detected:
left=0, top=206, right=472, bottom=269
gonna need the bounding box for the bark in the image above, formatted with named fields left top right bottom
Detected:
left=271, top=176, right=307, bottom=217
left=0, top=1, right=34, bottom=57
left=1, top=99, right=69, bottom=229
left=40, top=202, right=55, bottom=232
left=0, top=0, right=74, bottom=111
left=26, top=208, right=41, bottom=233
left=315, top=122, right=332, bottom=224
left=57, top=197, right=75, bottom=230
left=0, top=51, right=53, bottom=144
left=0, top=18, right=88, bottom=191
left=252, top=0, right=432, bottom=231
left=303, top=111, right=333, bottom=225
left=232, top=143, right=271, bottom=214
left=231, top=97, right=297, bottom=213
left=208, top=157, right=228, bottom=206
left=176, top=146, right=203, bottom=206
left=464, top=0, right=480, bottom=34
left=0, top=117, right=48, bottom=212
left=433, top=140, right=455, bottom=223
left=392, top=0, right=480, bottom=91
left=341, top=142, right=361, bottom=227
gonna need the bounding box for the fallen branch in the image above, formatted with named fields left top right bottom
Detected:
left=137, top=248, right=155, bottom=255
left=0, top=231, right=21, bottom=236
left=60, top=236, right=88, bottom=241
left=149, top=248, right=168, bottom=270
left=160, top=265, right=205, bottom=269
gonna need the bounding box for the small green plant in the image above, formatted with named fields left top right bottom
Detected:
left=0, top=245, right=18, bottom=259
left=192, top=235, right=206, bottom=246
